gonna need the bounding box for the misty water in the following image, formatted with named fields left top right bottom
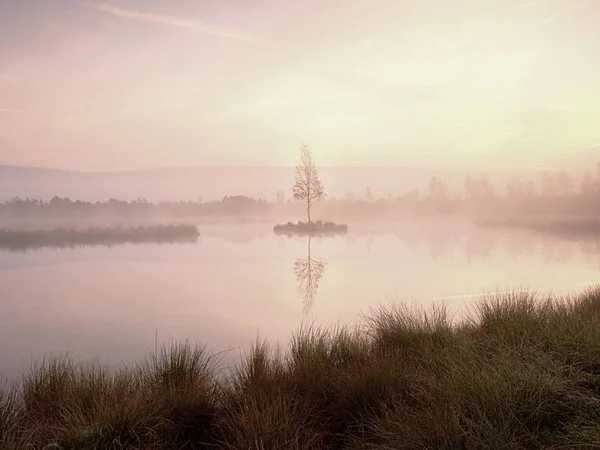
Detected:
left=1, top=222, right=599, bottom=379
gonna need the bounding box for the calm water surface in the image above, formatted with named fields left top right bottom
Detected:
left=1, top=222, right=599, bottom=379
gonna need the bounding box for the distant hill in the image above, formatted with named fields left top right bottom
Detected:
left=0, top=165, right=449, bottom=202
left=0, top=164, right=568, bottom=202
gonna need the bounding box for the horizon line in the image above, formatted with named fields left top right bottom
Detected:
left=0, top=163, right=445, bottom=173
left=0, top=163, right=560, bottom=175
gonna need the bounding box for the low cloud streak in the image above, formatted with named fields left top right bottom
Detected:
left=81, top=1, right=266, bottom=44
left=0, top=72, right=41, bottom=84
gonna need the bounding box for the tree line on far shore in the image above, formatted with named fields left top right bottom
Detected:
left=2, top=173, right=600, bottom=220
left=3, top=145, right=600, bottom=220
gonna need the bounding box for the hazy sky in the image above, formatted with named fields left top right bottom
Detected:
left=1, top=0, right=600, bottom=171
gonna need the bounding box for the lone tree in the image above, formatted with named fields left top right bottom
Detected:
left=293, top=144, right=325, bottom=223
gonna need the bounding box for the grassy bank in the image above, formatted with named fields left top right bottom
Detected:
left=3, top=289, right=600, bottom=449
left=0, top=225, right=200, bottom=251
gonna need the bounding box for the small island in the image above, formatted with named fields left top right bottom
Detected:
left=273, top=220, right=348, bottom=236
left=273, top=144, right=348, bottom=236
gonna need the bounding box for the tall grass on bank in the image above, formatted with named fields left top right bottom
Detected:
left=0, top=225, right=200, bottom=251
left=4, top=289, right=600, bottom=448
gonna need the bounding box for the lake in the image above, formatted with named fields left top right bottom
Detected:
left=1, top=222, right=599, bottom=379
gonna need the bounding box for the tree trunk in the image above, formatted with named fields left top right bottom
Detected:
left=307, top=201, right=311, bottom=223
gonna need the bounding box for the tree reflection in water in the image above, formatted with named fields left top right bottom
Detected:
left=294, top=236, right=327, bottom=314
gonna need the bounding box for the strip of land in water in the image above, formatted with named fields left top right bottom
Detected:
left=2, top=288, right=600, bottom=448
left=0, top=225, right=200, bottom=251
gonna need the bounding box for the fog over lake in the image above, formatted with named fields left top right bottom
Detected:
left=1, top=222, right=598, bottom=380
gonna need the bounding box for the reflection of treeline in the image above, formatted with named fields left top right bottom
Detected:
left=0, top=225, right=199, bottom=251
left=4, top=169, right=600, bottom=219
left=479, top=217, right=600, bottom=237
left=357, top=226, right=600, bottom=265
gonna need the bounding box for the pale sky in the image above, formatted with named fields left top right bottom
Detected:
left=1, top=0, right=600, bottom=171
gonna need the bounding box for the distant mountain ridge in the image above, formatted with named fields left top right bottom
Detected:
left=0, top=162, right=587, bottom=203
left=0, top=165, right=449, bottom=202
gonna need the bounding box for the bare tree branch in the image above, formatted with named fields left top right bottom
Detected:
left=293, top=144, right=326, bottom=223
